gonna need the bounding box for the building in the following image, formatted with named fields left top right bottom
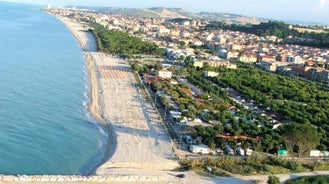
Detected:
left=204, top=71, right=219, bottom=77
left=285, top=55, right=303, bottom=64
left=158, top=69, right=172, bottom=79
left=156, top=26, right=170, bottom=36
left=261, top=55, right=276, bottom=62
left=310, top=150, right=329, bottom=157
left=259, top=61, right=288, bottom=72
left=278, top=149, right=288, bottom=156
left=259, top=61, right=276, bottom=71
left=193, top=61, right=204, bottom=68
left=44, top=4, right=51, bottom=10
left=189, top=144, right=211, bottom=154
left=236, top=147, right=253, bottom=156
left=193, top=60, right=237, bottom=69
left=180, top=30, right=190, bottom=38
left=239, top=53, right=257, bottom=63
left=226, top=51, right=239, bottom=60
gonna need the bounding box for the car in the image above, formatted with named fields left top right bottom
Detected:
left=176, top=174, right=186, bottom=178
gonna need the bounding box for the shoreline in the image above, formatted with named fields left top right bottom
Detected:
left=54, top=14, right=180, bottom=173
left=52, top=14, right=118, bottom=175
left=83, top=52, right=118, bottom=175
left=48, top=12, right=245, bottom=184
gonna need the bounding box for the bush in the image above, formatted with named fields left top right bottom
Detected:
left=286, top=176, right=329, bottom=184
left=287, top=160, right=306, bottom=172
left=267, top=175, right=280, bottom=184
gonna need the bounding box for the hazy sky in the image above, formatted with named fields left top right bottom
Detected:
left=3, top=0, right=329, bottom=24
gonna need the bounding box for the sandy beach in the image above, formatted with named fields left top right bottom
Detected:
left=50, top=15, right=254, bottom=184
left=56, top=13, right=179, bottom=174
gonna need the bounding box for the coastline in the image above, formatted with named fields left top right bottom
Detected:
left=54, top=14, right=179, bottom=173
left=49, top=13, right=251, bottom=184
left=53, top=14, right=118, bottom=174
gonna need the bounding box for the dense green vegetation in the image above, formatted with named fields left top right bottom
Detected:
left=179, top=156, right=329, bottom=176
left=205, top=21, right=329, bottom=48
left=286, top=176, right=329, bottom=184
left=211, top=65, right=329, bottom=126
left=151, top=81, right=203, bottom=119
left=90, top=24, right=164, bottom=56
left=181, top=65, right=327, bottom=155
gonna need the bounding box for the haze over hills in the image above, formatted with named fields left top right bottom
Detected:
left=67, top=6, right=326, bottom=26
left=70, top=6, right=267, bottom=24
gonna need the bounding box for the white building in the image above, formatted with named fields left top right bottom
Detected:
left=286, top=55, right=303, bottom=64
left=158, top=69, right=172, bottom=79
left=189, top=144, right=210, bottom=154
left=204, top=71, right=219, bottom=77
left=236, top=146, right=253, bottom=156
left=157, top=26, right=170, bottom=36
left=310, top=150, right=329, bottom=157
left=44, top=4, right=51, bottom=10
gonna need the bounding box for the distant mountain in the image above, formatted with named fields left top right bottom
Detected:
left=70, top=6, right=324, bottom=26
left=196, top=12, right=268, bottom=24
left=71, top=6, right=266, bottom=24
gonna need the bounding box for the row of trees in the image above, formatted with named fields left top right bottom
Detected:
left=90, top=24, right=164, bottom=56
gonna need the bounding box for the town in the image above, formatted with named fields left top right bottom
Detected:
left=47, top=5, right=329, bottom=178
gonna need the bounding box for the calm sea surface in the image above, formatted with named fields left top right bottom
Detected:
left=0, top=2, right=106, bottom=175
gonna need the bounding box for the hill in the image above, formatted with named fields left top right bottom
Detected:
left=71, top=6, right=325, bottom=26
left=196, top=12, right=267, bottom=24
left=72, top=6, right=265, bottom=24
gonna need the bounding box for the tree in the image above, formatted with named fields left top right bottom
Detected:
left=283, top=123, right=320, bottom=157
left=267, top=175, right=280, bottom=184
left=179, top=41, right=186, bottom=48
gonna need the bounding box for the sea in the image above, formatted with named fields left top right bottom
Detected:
left=0, top=1, right=107, bottom=175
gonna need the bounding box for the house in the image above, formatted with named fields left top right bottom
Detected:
left=194, top=60, right=237, bottom=69
left=156, top=26, right=170, bottom=36
left=231, top=43, right=244, bottom=51
left=189, top=144, right=211, bottom=154
left=180, top=30, right=190, bottom=38
left=259, top=61, right=276, bottom=71
left=261, top=55, right=276, bottom=62
left=278, top=149, right=288, bottom=156
left=204, top=71, right=219, bottom=77
left=236, top=146, right=253, bottom=156
left=226, top=51, right=239, bottom=59
left=158, top=69, right=172, bottom=79
left=310, top=150, right=322, bottom=157
left=225, top=144, right=234, bottom=155
left=193, top=61, right=204, bottom=68
left=310, top=150, right=329, bottom=157
left=285, top=55, right=303, bottom=64
left=239, top=53, right=257, bottom=63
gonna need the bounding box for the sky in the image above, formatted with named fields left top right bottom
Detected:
left=3, top=0, right=329, bottom=24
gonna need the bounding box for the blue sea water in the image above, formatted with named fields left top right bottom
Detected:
left=0, top=2, right=106, bottom=175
